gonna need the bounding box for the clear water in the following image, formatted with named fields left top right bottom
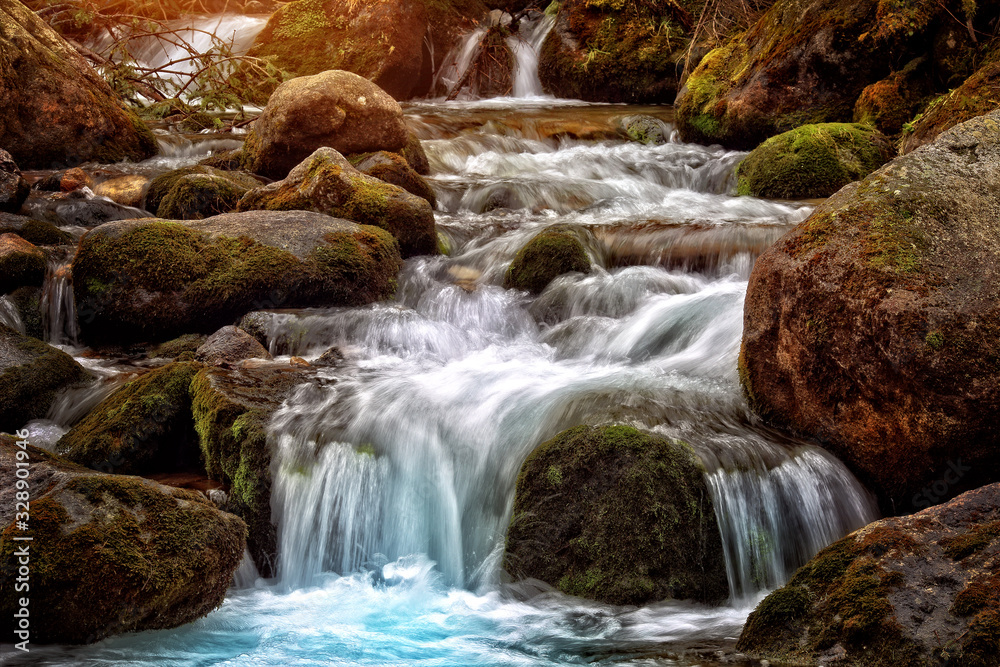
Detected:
left=7, top=100, right=879, bottom=665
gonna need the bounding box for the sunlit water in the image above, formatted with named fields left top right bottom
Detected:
left=7, top=100, right=879, bottom=666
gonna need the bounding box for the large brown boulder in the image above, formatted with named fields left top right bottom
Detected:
left=0, top=0, right=158, bottom=168
left=72, top=211, right=402, bottom=344
left=238, top=148, right=437, bottom=258
left=739, top=110, right=1000, bottom=514
left=738, top=483, right=1000, bottom=666
left=240, top=70, right=409, bottom=180
left=0, top=436, right=245, bottom=644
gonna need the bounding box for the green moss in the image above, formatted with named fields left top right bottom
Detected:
left=941, top=521, right=1000, bottom=561
left=0, top=219, right=72, bottom=245
left=151, top=333, right=208, bottom=359
left=504, top=229, right=591, bottom=294
left=157, top=174, right=249, bottom=220
left=8, top=286, right=42, bottom=339
left=926, top=331, right=945, bottom=349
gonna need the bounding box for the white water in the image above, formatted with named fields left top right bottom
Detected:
left=0, top=295, right=24, bottom=334
left=40, top=260, right=78, bottom=346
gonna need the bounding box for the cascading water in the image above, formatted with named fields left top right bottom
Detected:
left=21, top=104, right=879, bottom=666
left=0, top=295, right=24, bottom=334
left=40, top=260, right=78, bottom=346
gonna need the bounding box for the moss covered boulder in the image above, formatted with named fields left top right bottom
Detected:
left=0, top=436, right=245, bottom=644
left=0, top=148, right=28, bottom=213
left=191, top=365, right=317, bottom=576
left=72, top=211, right=402, bottom=345
left=503, top=425, right=728, bottom=606
left=240, top=70, right=409, bottom=180
left=0, top=213, right=72, bottom=245
left=503, top=228, right=590, bottom=294
left=238, top=148, right=437, bottom=258
left=0, top=0, right=158, bottom=168
left=350, top=150, right=436, bottom=208
left=0, top=232, right=45, bottom=293
left=143, top=166, right=262, bottom=219
left=853, top=57, right=933, bottom=137
left=57, top=362, right=203, bottom=475
left=0, top=324, right=89, bottom=431
left=738, top=483, right=1000, bottom=666
left=245, top=0, right=429, bottom=100
left=736, top=123, right=894, bottom=199
left=401, top=131, right=431, bottom=175
left=740, top=110, right=1000, bottom=514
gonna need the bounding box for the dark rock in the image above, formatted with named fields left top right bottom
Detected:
left=0, top=213, right=73, bottom=244
left=7, top=286, right=42, bottom=339
left=738, top=483, right=1000, bottom=666
left=350, top=150, right=437, bottom=208
left=0, top=232, right=45, bottom=293
left=503, top=424, right=729, bottom=606
left=0, top=436, right=245, bottom=644
left=199, top=149, right=243, bottom=171
left=33, top=167, right=92, bottom=193
left=196, top=325, right=272, bottom=365
left=238, top=147, right=436, bottom=258
left=400, top=132, right=430, bottom=175
left=504, top=228, right=591, bottom=294
left=0, top=148, right=28, bottom=213
left=239, top=70, right=409, bottom=180
left=22, top=188, right=154, bottom=227
left=740, top=110, right=1000, bottom=513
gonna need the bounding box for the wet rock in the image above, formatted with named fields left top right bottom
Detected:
left=72, top=211, right=402, bottom=345
left=314, top=346, right=344, bottom=367
left=92, top=174, right=149, bottom=208
left=239, top=70, right=409, bottom=180
left=198, top=149, right=243, bottom=171
left=0, top=149, right=29, bottom=213
left=853, top=57, right=933, bottom=137
left=350, top=150, right=437, bottom=208
left=0, top=232, right=46, bottom=293
left=237, top=311, right=271, bottom=347
left=33, top=167, right=92, bottom=193
left=503, top=424, right=728, bottom=606
left=0, top=0, right=158, bottom=168
left=57, top=362, right=203, bottom=475
left=504, top=228, right=591, bottom=294
left=238, top=148, right=436, bottom=258
left=244, top=0, right=428, bottom=101
left=619, top=115, right=670, bottom=145
left=22, top=188, right=154, bottom=228
left=148, top=333, right=208, bottom=361
left=400, top=132, right=431, bottom=176
left=736, top=123, right=894, bottom=199
left=0, top=436, right=245, bottom=644
left=196, top=325, right=272, bottom=366
left=738, top=483, right=1000, bottom=666
left=7, top=286, right=42, bottom=339
left=191, top=364, right=320, bottom=576
left=0, top=213, right=73, bottom=245
left=0, top=324, right=90, bottom=432
left=740, top=110, right=1000, bottom=513
left=143, top=166, right=262, bottom=219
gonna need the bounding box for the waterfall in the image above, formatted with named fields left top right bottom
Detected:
left=0, top=295, right=25, bottom=334
left=40, top=260, right=79, bottom=346
left=508, top=14, right=556, bottom=97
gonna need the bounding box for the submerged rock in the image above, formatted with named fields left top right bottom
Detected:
left=504, top=424, right=728, bottom=606
left=503, top=228, right=590, bottom=294
left=0, top=149, right=28, bottom=213
left=72, top=211, right=402, bottom=344
left=57, top=362, right=203, bottom=475
left=0, top=0, right=158, bottom=168
left=738, top=483, right=1000, bottom=666
left=736, top=123, right=894, bottom=199
left=196, top=325, right=272, bottom=366
left=0, top=324, right=90, bottom=432
left=0, top=232, right=45, bottom=293
left=0, top=436, right=245, bottom=644
left=238, top=148, right=437, bottom=258
left=240, top=70, right=409, bottom=180
left=740, top=110, right=1000, bottom=513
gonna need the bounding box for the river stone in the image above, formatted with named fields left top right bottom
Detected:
left=350, top=150, right=437, bottom=208
left=503, top=424, right=729, bottom=606
left=196, top=325, right=272, bottom=365
left=0, top=213, right=72, bottom=245
left=740, top=110, right=1000, bottom=514
left=400, top=132, right=430, bottom=176
left=0, top=323, right=90, bottom=432
left=0, top=148, right=28, bottom=213
left=0, top=232, right=45, bottom=293
left=738, top=483, right=1000, bottom=666
left=0, top=0, right=158, bottom=168
left=736, top=123, right=895, bottom=199
left=240, top=71, right=409, bottom=180
left=142, top=166, right=262, bottom=218
left=238, top=148, right=436, bottom=258
left=72, top=211, right=402, bottom=345
left=0, top=435, right=245, bottom=644
left=503, top=228, right=591, bottom=294
left=22, top=188, right=154, bottom=228
left=57, top=362, right=203, bottom=476
left=92, top=174, right=149, bottom=208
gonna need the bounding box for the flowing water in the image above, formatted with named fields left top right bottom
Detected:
left=9, top=99, right=880, bottom=666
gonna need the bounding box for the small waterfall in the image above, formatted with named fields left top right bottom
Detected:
left=40, top=260, right=78, bottom=346
left=0, top=295, right=25, bottom=334
left=508, top=14, right=555, bottom=97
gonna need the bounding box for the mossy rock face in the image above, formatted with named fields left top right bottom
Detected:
left=538, top=0, right=688, bottom=103
left=400, top=132, right=430, bottom=175
left=238, top=147, right=437, bottom=258
left=149, top=333, right=207, bottom=360
left=0, top=213, right=73, bottom=245
left=738, top=483, right=1000, bottom=666
left=619, top=114, right=669, bottom=145
left=0, top=148, right=28, bottom=213
left=198, top=149, right=243, bottom=171
left=57, top=362, right=203, bottom=475
left=503, top=228, right=591, bottom=294
left=853, top=58, right=933, bottom=137
left=190, top=365, right=318, bottom=576
left=72, top=211, right=402, bottom=345
left=0, top=436, right=246, bottom=644
left=0, top=324, right=89, bottom=431
left=503, top=424, right=728, bottom=606
left=350, top=150, right=437, bottom=208
left=245, top=0, right=429, bottom=101
left=0, top=0, right=158, bottom=168
left=143, top=166, right=262, bottom=217
left=740, top=110, right=1000, bottom=514
left=0, top=232, right=46, bottom=293
left=8, top=285, right=42, bottom=339
left=674, top=0, right=986, bottom=149
left=736, top=123, right=895, bottom=199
